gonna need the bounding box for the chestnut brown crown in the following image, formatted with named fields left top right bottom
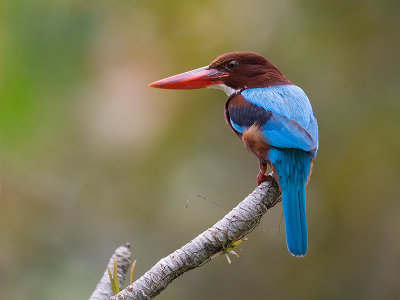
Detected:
left=209, top=52, right=291, bottom=90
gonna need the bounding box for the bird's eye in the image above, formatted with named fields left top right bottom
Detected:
left=226, top=60, right=239, bottom=70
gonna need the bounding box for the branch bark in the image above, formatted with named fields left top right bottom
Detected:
left=109, top=177, right=281, bottom=300
left=90, top=243, right=132, bottom=300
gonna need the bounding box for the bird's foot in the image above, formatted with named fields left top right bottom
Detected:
left=257, top=171, right=273, bottom=186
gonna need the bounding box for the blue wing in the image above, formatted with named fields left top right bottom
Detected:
left=237, top=85, right=318, bottom=154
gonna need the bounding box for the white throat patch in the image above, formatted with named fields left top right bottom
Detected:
left=207, top=84, right=240, bottom=97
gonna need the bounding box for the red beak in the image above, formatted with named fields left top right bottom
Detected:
left=148, top=66, right=228, bottom=89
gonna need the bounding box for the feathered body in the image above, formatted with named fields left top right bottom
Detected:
left=225, top=84, right=318, bottom=256
left=149, top=52, right=319, bottom=257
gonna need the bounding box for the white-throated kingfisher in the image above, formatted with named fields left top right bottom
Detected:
left=149, top=52, right=318, bottom=257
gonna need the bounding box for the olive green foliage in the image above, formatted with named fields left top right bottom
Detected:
left=108, top=258, right=120, bottom=295
left=1, top=0, right=399, bottom=299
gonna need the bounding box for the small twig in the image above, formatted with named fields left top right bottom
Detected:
left=89, top=243, right=132, bottom=300
left=185, top=194, right=227, bottom=214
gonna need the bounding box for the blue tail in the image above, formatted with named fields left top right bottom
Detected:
left=269, top=148, right=311, bottom=257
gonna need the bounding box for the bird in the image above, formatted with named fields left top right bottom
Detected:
left=149, top=52, right=318, bottom=257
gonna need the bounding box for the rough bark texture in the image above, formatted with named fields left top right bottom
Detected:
left=90, top=243, right=132, bottom=300
left=109, top=178, right=281, bottom=300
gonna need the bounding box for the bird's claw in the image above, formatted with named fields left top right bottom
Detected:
left=257, top=172, right=273, bottom=186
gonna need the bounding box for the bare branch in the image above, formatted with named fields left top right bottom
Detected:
left=90, top=243, right=132, bottom=300
left=109, top=178, right=281, bottom=300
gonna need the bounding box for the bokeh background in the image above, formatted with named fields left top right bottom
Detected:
left=1, top=0, right=400, bottom=299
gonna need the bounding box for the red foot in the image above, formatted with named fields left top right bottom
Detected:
left=257, top=171, right=273, bottom=186
left=257, top=163, right=273, bottom=186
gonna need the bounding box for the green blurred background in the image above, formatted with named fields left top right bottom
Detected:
left=1, top=0, right=399, bottom=299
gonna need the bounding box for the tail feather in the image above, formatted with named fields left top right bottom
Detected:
left=269, top=148, right=311, bottom=257
left=282, top=181, right=307, bottom=256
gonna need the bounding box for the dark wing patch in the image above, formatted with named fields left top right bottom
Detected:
left=229, top=102, right=272, bottom=128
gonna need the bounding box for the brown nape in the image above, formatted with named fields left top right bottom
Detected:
left=228, top=93, right=251, bottom=108
left=209, top=52, right=291, bottom=89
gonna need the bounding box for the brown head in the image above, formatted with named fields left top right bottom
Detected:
left=149, top=52, right=291, bottom=96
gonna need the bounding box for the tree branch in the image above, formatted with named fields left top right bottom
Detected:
left=109, top=177, right=281, bottom=300
left=90, top=243, right=132, bottom=300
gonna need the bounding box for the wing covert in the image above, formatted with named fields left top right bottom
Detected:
left=229, top=85, right=318, bottom=153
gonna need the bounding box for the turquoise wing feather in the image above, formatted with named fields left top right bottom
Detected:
left=241, top=85, right=318, bottom=154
